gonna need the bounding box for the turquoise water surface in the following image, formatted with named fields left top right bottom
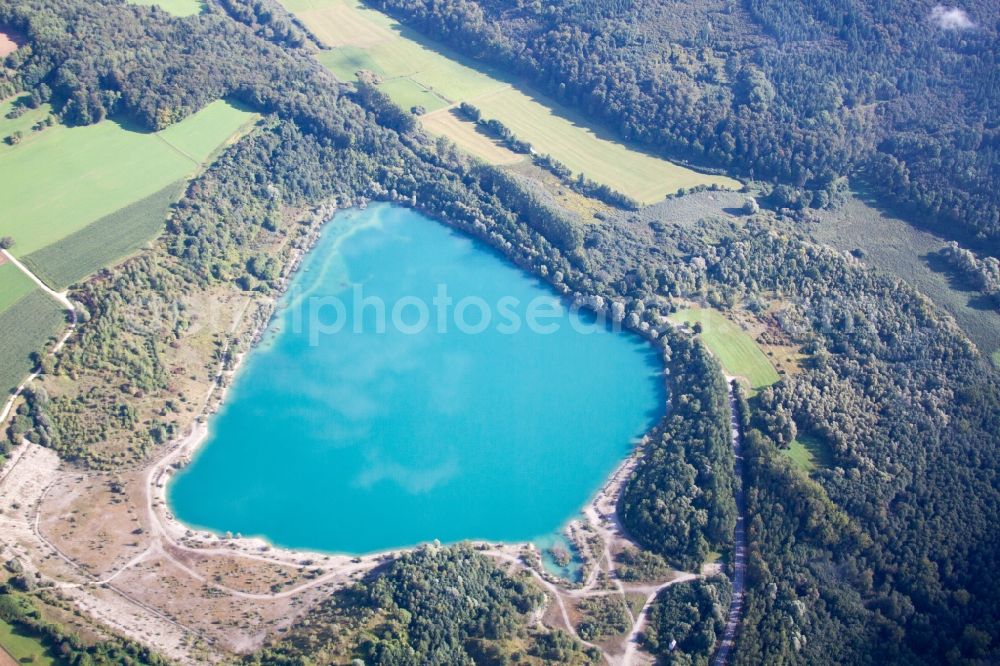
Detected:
left=169, top=204, right=664, bottom=553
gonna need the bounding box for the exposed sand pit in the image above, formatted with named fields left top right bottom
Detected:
left=0, top=28, right=24, bottom=57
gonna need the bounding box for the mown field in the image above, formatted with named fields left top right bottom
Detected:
left=125, top=0, right=205, bottom=16
left=282, top=0, right=738, bottom=203
left=0, top=262, right=34, bottom=314
left=782, top=435, right=832, bottom=474
left=669, top=306, right=780, bottom=392
left=812, top=191, right=1000, bottom=365
left=20, top=181, right=187, bottom=290
left=421, top=109, right=521, bottom=165
left=0, top=290, right=66, bottom=397
left=0, top=98, right=254, bottom=257
left=0, top=618, right=60, bottom=666
left=471, top=86, right=738, bottom=202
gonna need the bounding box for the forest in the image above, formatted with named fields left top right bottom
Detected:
left=620, top=332, right=737, bottom=572
left=575, top=205, right=1000, bottom=663
left=242, top=545, right=600, bottom=664
left=642, top=576, right=732, bottom=664
left=371, top=0, right=1000, bottom=250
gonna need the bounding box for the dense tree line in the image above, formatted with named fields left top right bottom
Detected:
left=938, top=241, right=1000, bottom=309
left=371, top=0, right=1000, bottom=248
left=619, top=333, right=737, bottom=571
left=615, top=546, right=671, bottom=583
left=213, top=0, right=308, bottom=48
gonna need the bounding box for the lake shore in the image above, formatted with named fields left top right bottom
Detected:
left=0, top=200, right=679, bottom=665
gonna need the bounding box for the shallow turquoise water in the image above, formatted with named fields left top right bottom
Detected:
left=169, top=203, right=664, bottom=553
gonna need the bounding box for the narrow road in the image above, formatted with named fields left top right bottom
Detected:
left=1, top=249, right=73, bottom=310
left=620, top=572, right=699, bottom=666
left=712, top=380, right=747, bottom=666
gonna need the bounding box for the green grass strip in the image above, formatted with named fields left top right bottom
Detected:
left=0, top=618, right=61, bottom=666
left=669, top=307, right=780, bottom=391
left=0, top=263, right=35, bottom=314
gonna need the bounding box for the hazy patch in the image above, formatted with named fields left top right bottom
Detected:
left=930, top=5, right=975, bottom=30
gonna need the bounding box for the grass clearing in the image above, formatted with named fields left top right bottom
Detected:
left=625, top=593, right=648, bottom=619
left=812, top=190, right=1000, bottom=362
left=156, top=99, right=257, bottom=162
left=0, top=289, right=66, bottom=397
left=0, top=100, right=254, bottom=257
left=378, top=78, right=449, bottom=113
left=0, top=28, right=25, bottom=58
left=782, top=435, right=832, bottom=473
left=669, top=306, right=780, bottom=392
left=0, top=262, right=34, bottom=314
left=20, top=181, right=186, bottom=290
left=0, top=618, right=60, bottom=666
left=282, top=0, right=738, bottom=203
left=125, top=0, right=205, bottom=17
left=316, top=46, right=386, bottom=79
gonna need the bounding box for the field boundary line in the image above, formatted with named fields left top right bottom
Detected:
left=151, top=132, right=202, bottom=167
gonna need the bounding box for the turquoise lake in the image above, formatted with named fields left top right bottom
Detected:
left=169, top=203, right=664, bottom=553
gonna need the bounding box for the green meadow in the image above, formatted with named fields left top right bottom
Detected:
left=0, top=262, right=34, bottom=314
left=781, top=435, right=832, bottom=474
left=126, top=0, right=205, bottom=17
left=669, top=307, right=780, bottom=392
left=0, top=98, right=253, bottom=392
left=0, top=98, right=254, bottom=260
left=0, top=618, right=61, bottom=666
left=282, top=0, right=739, bottom=203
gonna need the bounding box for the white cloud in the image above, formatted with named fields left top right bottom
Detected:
left=930, top=5, right=976, bottom=30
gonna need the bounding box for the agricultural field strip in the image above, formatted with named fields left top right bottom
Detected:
left=283, top=0, right=737, bottom=202
left=152, top=131, right=201, bottom=166
left=0, top=99, right=254, bottom=258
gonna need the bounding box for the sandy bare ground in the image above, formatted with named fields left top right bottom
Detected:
left=1, top=419, right=693, bottom=665
left=0, top=28, right=23, bottom=58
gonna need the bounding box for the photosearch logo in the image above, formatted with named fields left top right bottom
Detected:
left=286, top=284, right=616, bottom=344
